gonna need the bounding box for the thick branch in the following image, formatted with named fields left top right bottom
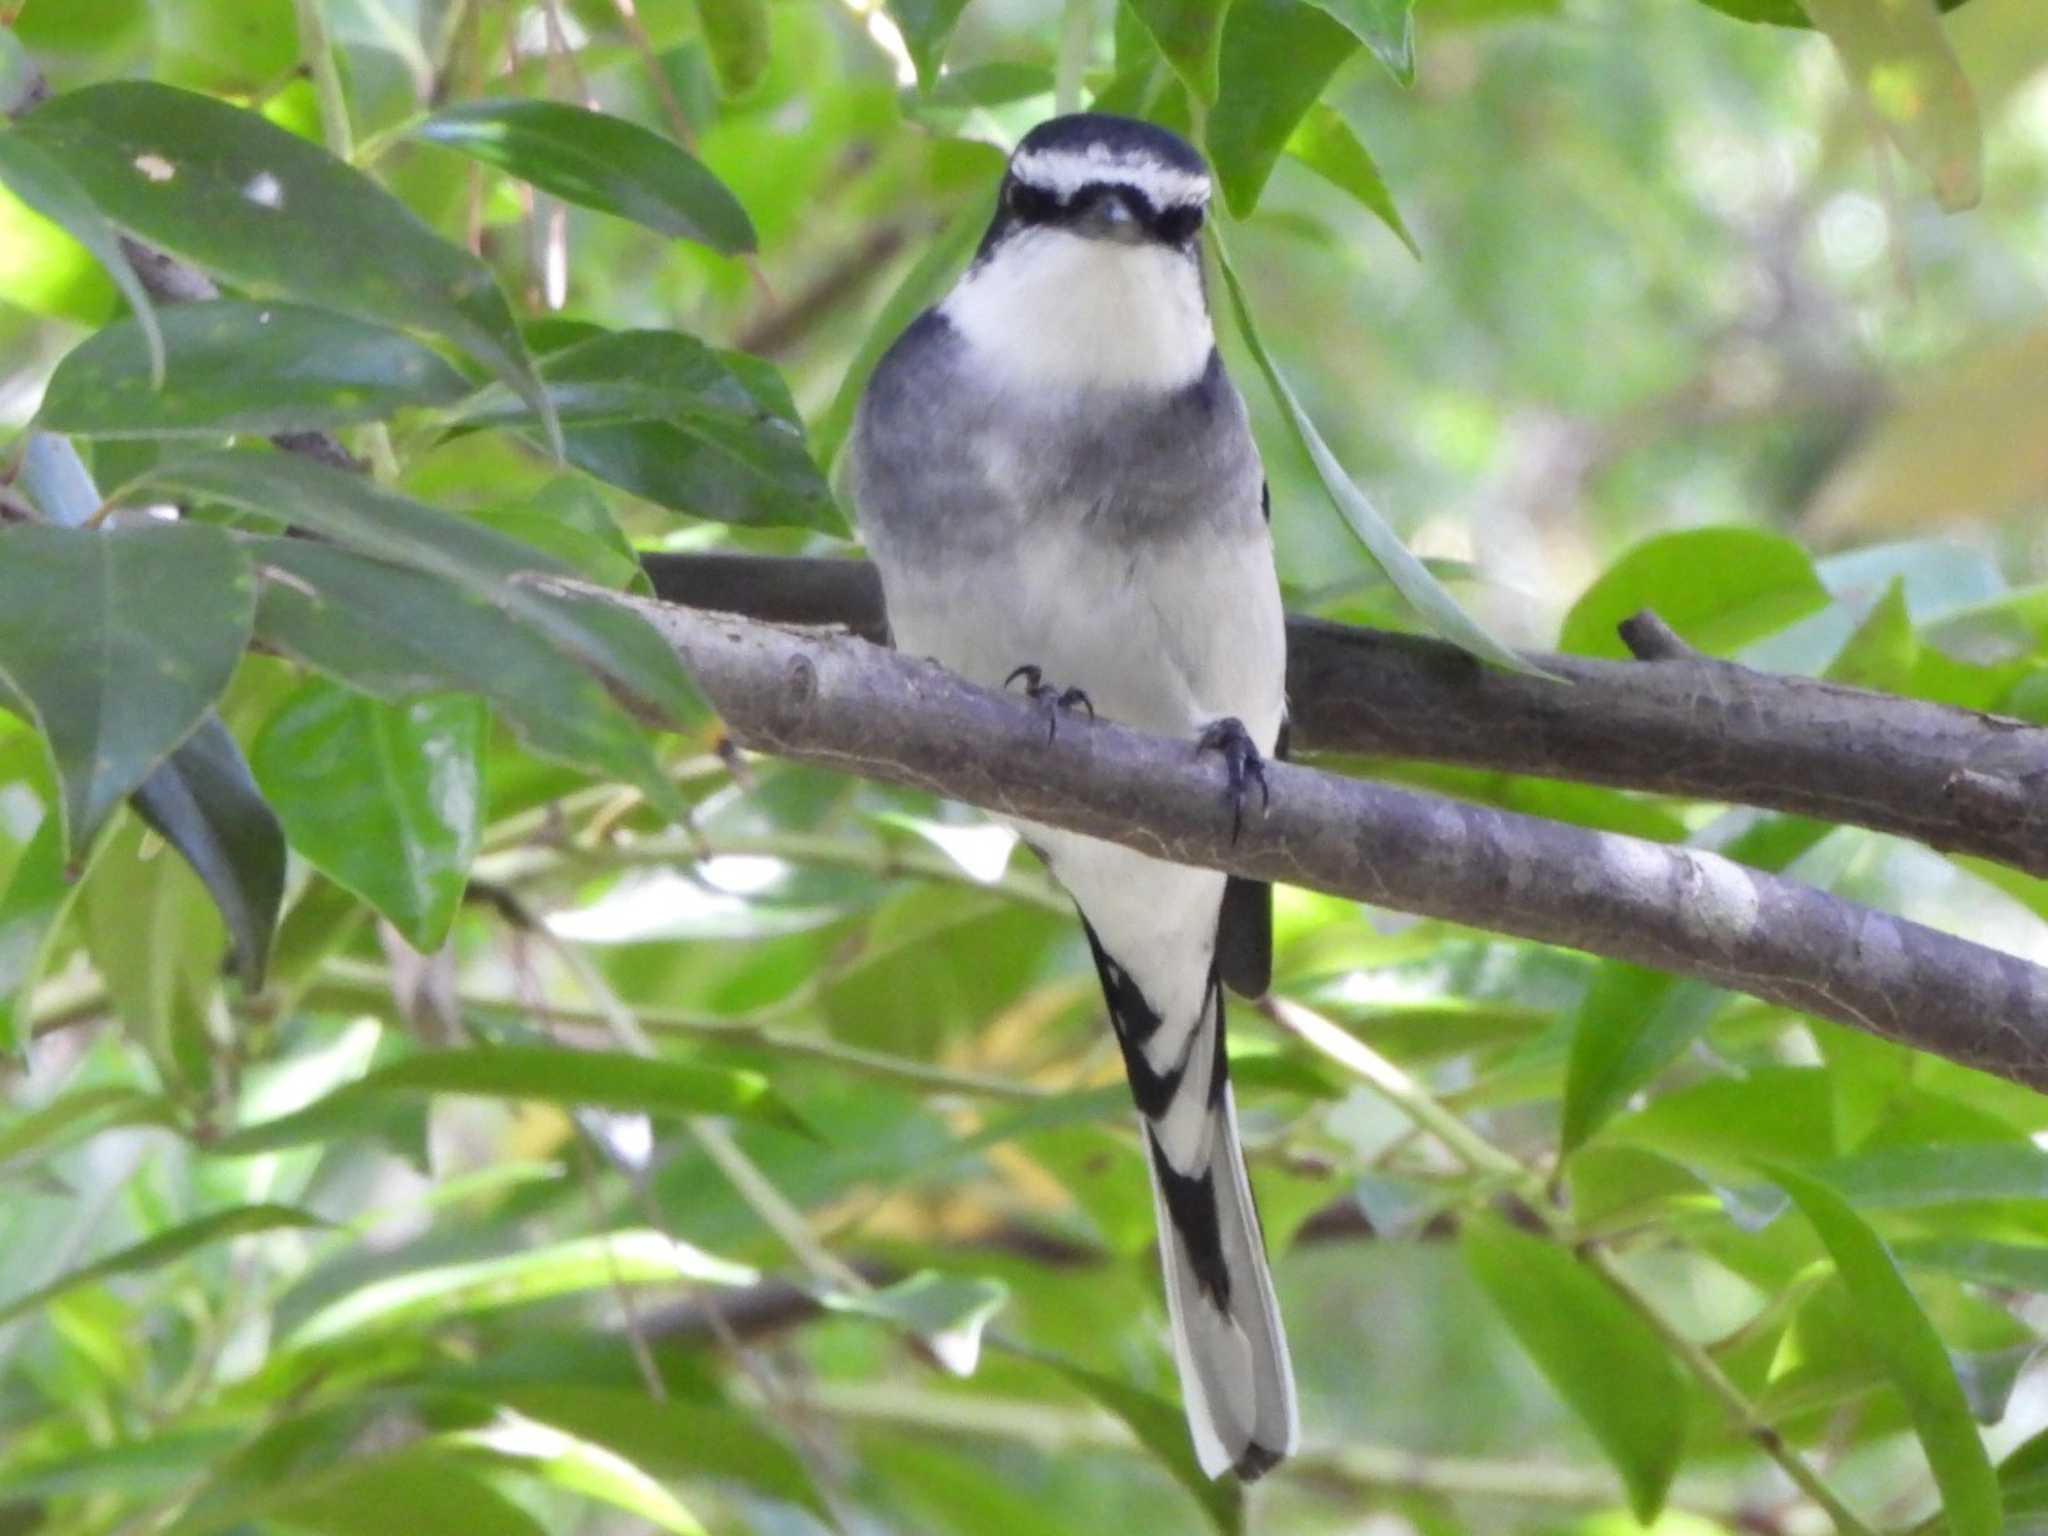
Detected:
left=640, top=553, right=2048, bottom=880
left=610, top=591, right=2048, bottom=1090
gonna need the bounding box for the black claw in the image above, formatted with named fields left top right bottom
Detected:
left=1197, top=717, right=1269, bottom=842
left=1006, top=664, right=1093, bottom=744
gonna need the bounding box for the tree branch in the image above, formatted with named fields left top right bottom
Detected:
left=590, top=588, right=2048, bottom=1090
left=640, top=553, right=2048, bottom=881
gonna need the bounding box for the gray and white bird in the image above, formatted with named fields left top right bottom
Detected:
left=849, top=113, right=1297, bottom=1480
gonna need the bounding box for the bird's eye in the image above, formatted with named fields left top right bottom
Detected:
left=1155, top=203, right=1206, bottom=244
left=1005, top=181, right=1057, bottom=222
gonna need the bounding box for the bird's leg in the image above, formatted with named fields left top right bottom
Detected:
left=1005, top=664, right=1095, bottom=744
left=1196, top=717, right=1269, bottom=842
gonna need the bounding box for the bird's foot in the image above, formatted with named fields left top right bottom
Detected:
left=1197, top=717, right=1269, bottom=842
left=1006, top=664, right=1095, bottom=744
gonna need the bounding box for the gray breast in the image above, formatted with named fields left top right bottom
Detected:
left=851, top=310, right=1263, bottom=564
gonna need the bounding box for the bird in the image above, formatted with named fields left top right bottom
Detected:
left=848, top=112, right=1297, bottom=1480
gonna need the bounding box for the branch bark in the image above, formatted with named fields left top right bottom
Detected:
left=601, top=588, right=2048, bottom=1091
left=640, top=552, right=2048, bottom=881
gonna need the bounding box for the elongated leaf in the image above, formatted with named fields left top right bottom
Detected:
left=472, top=1385, right=830, bottom=1519
left=0, top=522, right=253, bottom=858
left=17, top=81, right=557, bottom=451
left=132, top=715, right=286, bottom=992
left=248, top=540, right=685, bottom=821
left=0, top=1204, right=325, bottom=1325
left=1817, top=1143, right=2048, bottom=1207
left=1305, top=0, right=1416, bottom=83
left=1770, top=1165, right=1999, bottom=1536
left=288, top=1230, right=759, bottom=1346
left=697, top=0, right=771, bottom=96
left=822, top=1270, right=1008, bottom=1375
left=147, top=451, right=701, bottom=730
left=0, top=130, right=163, bottom=385
left=1035, top=1352, right=1244, bottom=1536
left=1127, top=0, right=1232, bottom=103
left=1207, top=0, right=1358, bottom=218
left=449, top=330, right=839, bottom=532
left=815, top=189, right=990, bottom=469
left=1560, top=527, right=1830, bottom=660
left=81, top=813, right=227, bottom=1090
left=256, top=1450, right=548, bottom=1536
left=0, top=1084, right=175, bottom=1170
left=215, top=1045, right=809, bottom=1155
left=1213, top=234, right=1535, bottom=672
left=885, top=0, right=974, bottom=87
left=253, top=682, right=483, bottom=953
left=40, top=300, right=472, bottom=437
left=0, top=813, right=74, bottom=1055
left=447, top=1414, right=709, bottom=1536
left=413, top=100, right=754, bottom=253
left=1284, top=103, right=1419, bottom=257
left=1462, top=1216, right=1687, bottom=1523
left=1802, top=0, right=1980, bottom=212
left=1897, top=1239, right=2048, bottom=1291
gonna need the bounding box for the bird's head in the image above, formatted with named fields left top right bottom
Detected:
left=945, top=114, right=1217, bottom=393
left=984, top=113, right=1212, bottom=256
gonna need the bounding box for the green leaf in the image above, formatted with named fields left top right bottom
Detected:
left=1896, top=1239, right=2048, bottom=1292
left=287, top=1230, right=759, bottom=1346
left=1304, top=0, right=1417, bottom=83
left=81, top=813, right=227, bottom=1089
left=0, top=130, right=164, bottom=386
left=696, top=0, right=772, bottom=96
left=1034, top=1352, right=1244, bottom=1536
left=146, top=451, right=702, bottom=731
left=0, top=1084, right=175, bottom=1172
left=0, top=814, right=76, bottom=1056
left=1559, top=527, right=1830, bottom=660
left=815, top=189, right=991, bottom=470
left=17, top=81, right=558, bottom=452
left=412, top=100, right=755, bottom=254
left=1214, top=232, right=1535, bottom=673
left=252, top=1450, right=549, bottom=1536
left=0, top=522, right=253, bottom=859
left=215, top=1045, right=810, bottom=1155
left=1127, top=0, right=1232, bottom=103
left=1817, top=1143, right=2048, bottom=1207
left=253, top=682, right=484, bottom=953
left=1461, top=1215, right=1687, bottom=1523
left=885, top=0, right=974, bottom=88
left=0, top=1204, right=326, bottom=1326
left=446, top=1414, right=710, bottom=1536
left=39, top=300, right=472, bottom=437
left=132, top=715, right=287, bottom=992
left=467, top=1386, right=831, bottom=1519
left=1769, top=1165, right=1999, bottom=1536
left=822, top=1270, right=1008, bottom=1375
left=248, top=540, right=685, bottom=822
left=1206, top=0, right=1359, bottom=218
left=1801, top=0, right=1980, bottom=212
left=1284, top=103, right=1419, bottom=257
left=468, top=480, right=648, bottom=592
left=451, top=330, right=840, bottom=532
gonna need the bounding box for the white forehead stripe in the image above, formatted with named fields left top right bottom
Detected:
left=1009, top=145, right=1211, bottom=207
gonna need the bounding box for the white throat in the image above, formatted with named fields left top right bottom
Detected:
left=939, top=228, right=1214, bottom=393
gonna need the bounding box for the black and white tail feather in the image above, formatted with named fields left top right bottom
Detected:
left=1085, top=923, right=1298, bottom=1480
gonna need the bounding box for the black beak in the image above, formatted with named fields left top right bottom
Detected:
left=1075, top=194, right=1145, bottom=245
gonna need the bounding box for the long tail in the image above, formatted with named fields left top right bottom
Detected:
left=1084, top=923, right=1298, bottom=1481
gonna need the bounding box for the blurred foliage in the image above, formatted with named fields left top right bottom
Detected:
left=0, top=0, right=2047, bottom=1533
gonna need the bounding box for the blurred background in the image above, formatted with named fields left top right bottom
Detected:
left=4, top=1, right=2048, bottom=1534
